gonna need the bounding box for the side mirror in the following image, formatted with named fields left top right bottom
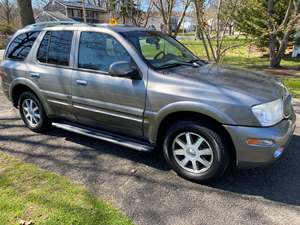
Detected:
left=109, top=61, right=140, bottom=79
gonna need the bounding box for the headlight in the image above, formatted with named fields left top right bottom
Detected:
left=252, top=99, right=283, bottom=126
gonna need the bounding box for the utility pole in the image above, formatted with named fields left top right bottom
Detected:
left=82, top=0, right=87, bottom=23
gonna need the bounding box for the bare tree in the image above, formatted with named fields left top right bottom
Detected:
left=153, top=0, right=192, bottom=36
left=131, top=0, right=154, bottom=27
left=0, top=0, right=15, bottom=24
left=16, top=0, right=35, bottom=26
left=267, top=0, right=300, bottom=67
left=194, top=0, right=241, bottom=63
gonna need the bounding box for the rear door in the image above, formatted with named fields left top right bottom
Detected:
left=1, top=31, right=40, bottom=98
left=71, top=31, right=147, bottom=137
left=29, top=29, right=75, bottom=119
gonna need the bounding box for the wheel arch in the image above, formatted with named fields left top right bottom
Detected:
left=10, top=78, right=52, bottom=115
left=148, top=104, right=237, bottom=165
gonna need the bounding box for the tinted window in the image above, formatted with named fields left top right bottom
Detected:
left=6, top=32, right=40, bottom=61
left=37, top=32, right=50, bottom=63
left=78, top=32, right=131, bottom=72
left=37, top=31, right=73, bottom=66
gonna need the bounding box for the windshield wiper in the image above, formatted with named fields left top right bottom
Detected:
left=156, top=62, right=190, bottom=69
left=156, top=60, right=199, bottom=69
left=188, top=58, right=208, bottom=64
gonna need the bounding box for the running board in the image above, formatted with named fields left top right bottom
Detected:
left=52, top=122, right=154, bottom=152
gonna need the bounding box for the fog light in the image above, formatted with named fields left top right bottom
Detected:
left=246, top=138, right=274, bottom=147
left=273, top=147, right=284, bottom=158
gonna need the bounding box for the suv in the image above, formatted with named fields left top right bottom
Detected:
left=0, top=22, right=296, bottom=182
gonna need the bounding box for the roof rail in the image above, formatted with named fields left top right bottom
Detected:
left=93, top=23, right=135, bottom=27
left=25, top=21, right=80, bottom=29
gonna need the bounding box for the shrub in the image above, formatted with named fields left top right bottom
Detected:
left=0, top=23, right=16, bottom=35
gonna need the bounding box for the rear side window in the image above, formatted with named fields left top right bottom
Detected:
left=6, top=31, right=40, bottom=61
left=37, top=31, right=73, bottom=66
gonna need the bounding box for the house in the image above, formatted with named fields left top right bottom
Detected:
left=292, top=26, right=300, bottom=58
left=146, top=11, right=179, bottom=32
left=36, top=0, right=106, bottom=23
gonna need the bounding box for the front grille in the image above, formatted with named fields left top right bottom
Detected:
left=283, top=95, right=292, bottom=118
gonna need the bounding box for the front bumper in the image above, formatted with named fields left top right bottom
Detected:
left=224, top=112, right=296, bottom=168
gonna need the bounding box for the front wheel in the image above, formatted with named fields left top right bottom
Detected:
left=163, top=121, right=230, bottom=182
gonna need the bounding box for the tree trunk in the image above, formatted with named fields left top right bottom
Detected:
left=267, top=0, right=278, bottom=67
left=194, top=0, right=211, bottom=61
left=173, top=0, right=192, bottom=37
left=267, top=0, right=300, bottom=68
left=16, top=0, right=35, bottom=27
left=270, top=55, right=281, bottom=67
left=196, top=26, right=211, bottom=61
left=82, top=0, right=87, bottom=23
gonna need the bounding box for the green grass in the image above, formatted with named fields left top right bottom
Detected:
left=177, top=32, right=196, bottom=36
left=282, top=78, right=300, bottom=97
left=181, top=38, right=300, bottom=69
left=0, top=152, right=134, bottom=225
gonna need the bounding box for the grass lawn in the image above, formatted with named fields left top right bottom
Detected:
left=181, top=38, right=300, bottom=69
left=0, top=152, right=134, bottom=225
left=282, top=78, right=300, bottom=97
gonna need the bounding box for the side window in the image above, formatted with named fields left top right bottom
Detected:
left=78, top=32, right=131, bottom=72
left=37, top=32, right=50, bottom=63
left=6, top=31, right=40, bottom=61
left=37, top=31, right=73, bottom=66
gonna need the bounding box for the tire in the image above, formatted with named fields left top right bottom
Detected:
left=18, top=91, right=51, bottom=132
left=163, top=120, right=229, bottom=183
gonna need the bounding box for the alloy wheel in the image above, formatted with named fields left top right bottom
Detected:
left=22, top=98, right=41, bottom=128
left=172, top=132, right=214, bottom=173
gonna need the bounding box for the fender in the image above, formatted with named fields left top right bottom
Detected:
left=145, top=101, right=237, bottom=143
left=9, top=77, right=54, bottom=116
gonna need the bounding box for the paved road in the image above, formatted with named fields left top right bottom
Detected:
left=0, top=90, right=299, bottom=225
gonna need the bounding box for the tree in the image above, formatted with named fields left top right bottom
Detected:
left=194, top=0, right=241, bottom=63
left=16, top=0, right=35, bottom=27
left=128, top=0, right=154, bottom=27
left=267, top=0, right=300, bottom=67
left=0, top=22, right=16, bottom=35
left=153, top=0, right=192, bottom=36
left=233, top=0, right=300, bottom=67
left=0, top=0, right=15, bottom=24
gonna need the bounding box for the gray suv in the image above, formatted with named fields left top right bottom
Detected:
left=0, top=22, right=296, bottom=182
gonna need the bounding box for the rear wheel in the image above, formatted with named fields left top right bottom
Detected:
left=163, top=120, right=229, bottom=182
left=18, top=92, right=51, bottom=132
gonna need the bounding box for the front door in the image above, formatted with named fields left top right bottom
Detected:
left=71, top=31, right=146, bottom=137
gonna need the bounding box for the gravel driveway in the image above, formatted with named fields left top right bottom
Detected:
left=0, top=90, right=299, bottom=225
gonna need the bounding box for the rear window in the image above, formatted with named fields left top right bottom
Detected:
left=6, top=31, right=40, bottom=61
left=37, top=31, right=73, bottom=66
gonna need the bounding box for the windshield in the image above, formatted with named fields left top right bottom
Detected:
left=121, top=31, right=199, bottom=69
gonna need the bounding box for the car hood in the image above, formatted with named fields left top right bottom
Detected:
left=164, top=63, right=284, bottom=104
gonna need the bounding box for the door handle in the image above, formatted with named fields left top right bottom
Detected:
left=76, top=79, right=88, bottom=86
left=30, top=72, right=40, bottom=78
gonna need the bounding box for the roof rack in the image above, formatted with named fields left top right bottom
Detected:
left=93, top=23, right=135, bottom=27
left=25, top=21, right=80, bottom=29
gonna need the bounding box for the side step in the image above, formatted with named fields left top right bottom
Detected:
left=52, top=122, right=154, bottom=152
